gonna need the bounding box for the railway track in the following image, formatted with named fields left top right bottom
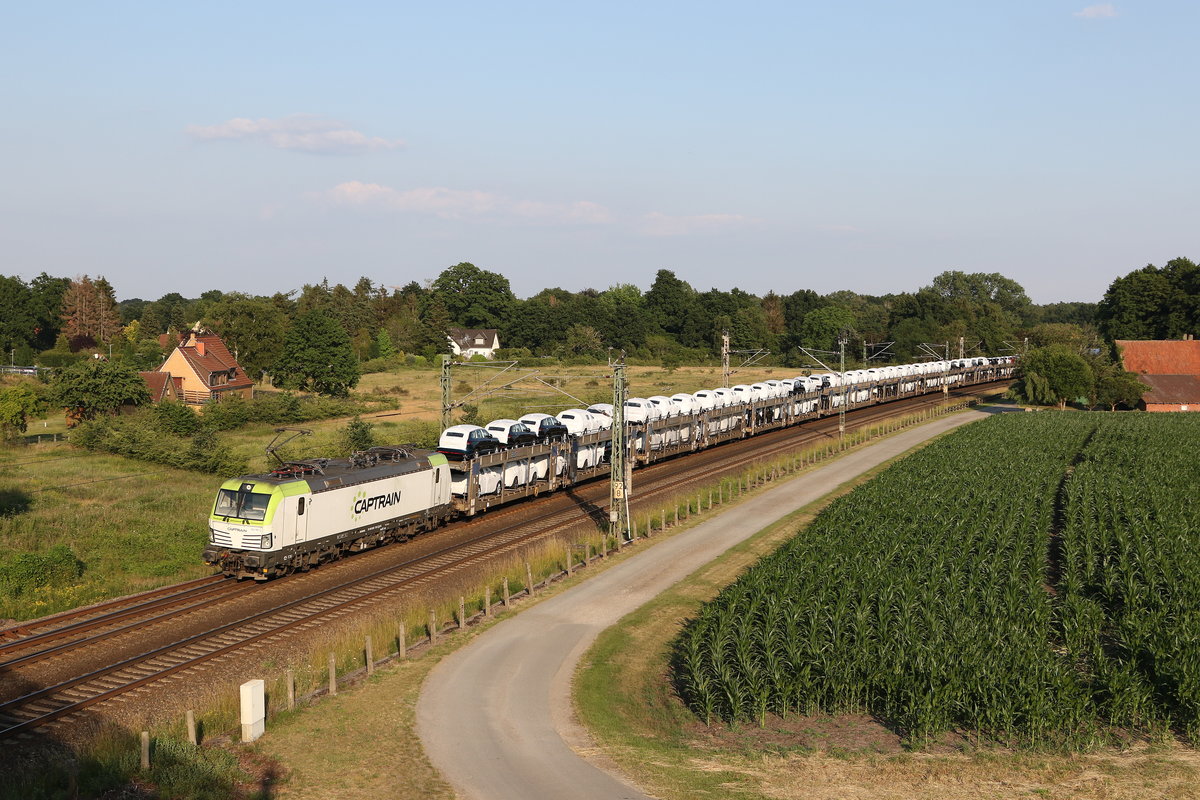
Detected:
left=0, top=383, right=1004, bottom=741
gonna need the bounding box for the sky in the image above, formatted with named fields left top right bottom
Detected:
left=2, top=1, right=1197, bottom=305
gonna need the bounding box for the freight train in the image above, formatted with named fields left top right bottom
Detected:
left=203, top=358, right=1013, bottom=580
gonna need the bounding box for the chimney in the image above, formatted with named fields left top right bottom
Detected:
left=195, top=340, right=206, bottom=356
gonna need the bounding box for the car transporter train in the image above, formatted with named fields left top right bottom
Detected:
left=203, top=358, right=1014, bottom=580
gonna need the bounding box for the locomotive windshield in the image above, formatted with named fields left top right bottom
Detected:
left=214, top=489, right=271, bottom=521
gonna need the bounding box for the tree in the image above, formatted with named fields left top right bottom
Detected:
left=644, top=269, right=696, bottom=336
left=375, top=329, right=398, bottom=359
left=1097, top=258, right=1200, bottom=341
left=49, top=359, right=150, bottom=422
left=1094, top=370, right=1147, bottom=411
left=0, top=385, right=41, bottom=439
left=204, top=295, right=290, bottom=380
left=61, top=275, right=123, bottom=346
left=1008, top=345, right=1094, bottom=409
left=560, top=324, right=605, bottom=359
left=28, top=272, right=70, bottom=349
left=273, top=310, right=360, bottom=396
left=799, top=306, right=856, bottom=352
left=431, top=262, right=516, bottom=329
left=0, top=275, right=37, bottom=353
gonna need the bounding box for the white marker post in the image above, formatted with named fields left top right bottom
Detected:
left=240, top=679, right=266, bottom=742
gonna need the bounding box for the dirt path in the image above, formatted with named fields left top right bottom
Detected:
left=416, top=410, right=988, bottom=800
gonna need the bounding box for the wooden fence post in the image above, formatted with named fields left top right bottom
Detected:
left=186, top=710, right=197, bottom=745
left=565, top=546, right=573, bottom=575
left=525, top=561, right=535, bottom=597
left=365, top=635, right=374, bottom=675
left=503, top=576, right=511, bottom=606
left=287, top=669, right=296, bottom=709
left=458, top=597, right=466, bottom=630
left=398, top=624, right=407, bottom=659
left=140, top=731, right=150, bottom=771
left=429, top=610, right=438, bottom=645
left=485, top=584, right=492, bottom=617
left=328, top=652, right=338, bottom=696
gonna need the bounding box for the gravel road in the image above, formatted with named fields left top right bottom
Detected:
left=417, top=410, right=987, bottom=800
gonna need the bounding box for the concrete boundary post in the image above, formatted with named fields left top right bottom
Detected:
left=365, top=635, right=374, bottom=675
left=286, top=669, right=296, bottom=710
left=240, top=679, right=266, bottom=742
left=525, top=562, right=535, bottom=597
left=328, top=654, right=337, bottom=696
left=186, top=710, right=197, bottom=745
left=140, top=731, right=150, bottom=770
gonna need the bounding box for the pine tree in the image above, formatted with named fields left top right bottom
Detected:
left=60, top=275, right=124, bottom=346
left=92, top=277, right=124, bottom=345
left=61, top=276, right=97, bottom=343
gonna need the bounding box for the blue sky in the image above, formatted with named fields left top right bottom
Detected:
left=2, top=1, right=1196, bottom=304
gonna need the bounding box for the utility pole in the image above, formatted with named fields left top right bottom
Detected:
left=440, top=355, right=453, bottom=430
left=838, top=332, right=847, bottom=448
left=608, top=354, right=630, bottom=541
left=958, top=336, right=965, bottom=360
left=721, top=331, right=731, bottom=388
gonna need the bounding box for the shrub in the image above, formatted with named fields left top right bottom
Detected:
left=0, top=544, right=84, bottom=597
left=199, top=395, right=251, bottom=430
left=71, top=411, right=247, bottom=475
left=359, top=356, right=405, bottom=374
left=35, top=349, right=87, bottom=369
left=153, top=400, right=200, bottom=435
left=339, top=416, right=377, bottom=454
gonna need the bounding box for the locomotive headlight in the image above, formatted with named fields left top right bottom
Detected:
left=261, top=532, right=272, bottom=549
left=209, top=527, right=217, bottom=543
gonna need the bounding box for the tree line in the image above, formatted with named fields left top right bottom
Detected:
left=2, top=257, right=1196, bottom=410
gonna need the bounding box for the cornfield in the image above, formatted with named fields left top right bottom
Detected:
left=672, top=412, right=1200, bottom=749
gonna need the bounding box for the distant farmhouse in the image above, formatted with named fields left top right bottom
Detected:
left=1116, top=338, right=1200, bottom=412
left=447, top=328, right=500, bottom=359
left=147, top=328, right=254, bottom=408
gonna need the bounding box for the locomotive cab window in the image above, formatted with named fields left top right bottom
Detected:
left=298, top=497, right=305, bottom=515
left=215, top=489, right=271, bottom=521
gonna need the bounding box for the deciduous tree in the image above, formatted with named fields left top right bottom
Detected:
left=49, top=359, right=150, bottom=422
left=273, top=310, right=359, bottom=397
left=1009, top=345, right=1094, bottom=409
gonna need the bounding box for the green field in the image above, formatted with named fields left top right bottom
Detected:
left=673, top=412, right=1200, bottom=748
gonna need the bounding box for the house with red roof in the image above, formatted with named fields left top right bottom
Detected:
left=152, top=328, right=254, bottom=408
left=1115, top=338, right=1200, bottom=412
left=138, top=370, right=183, bottom=403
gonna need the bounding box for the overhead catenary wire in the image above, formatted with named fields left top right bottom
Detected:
left=30, top=465, right=178, bottom=491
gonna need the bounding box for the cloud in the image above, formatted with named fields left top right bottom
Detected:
left=1074, top=4, right=1117, bottom=19
left=638, top=212, right=755, bottom=237
left=326, top=181, right=613, bottom=224
left=187, top=114, right=404, bottom=154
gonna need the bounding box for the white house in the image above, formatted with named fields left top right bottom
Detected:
left=447, top=328, right=501, bottom=359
